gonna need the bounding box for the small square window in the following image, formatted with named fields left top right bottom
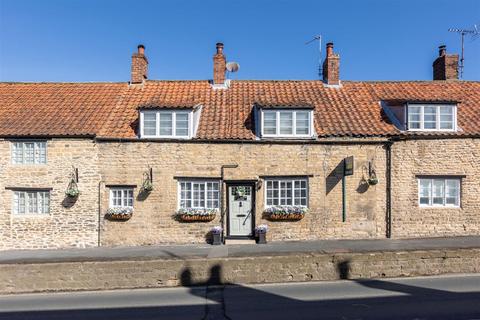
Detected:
left=418, top=178, right=460, bottom=207
left=12, top=190, right=50, bottom=215
left=110, top=188, right=134, bottom=208
left=12, top=141, right=47, bottom=164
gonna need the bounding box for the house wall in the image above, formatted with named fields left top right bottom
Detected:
left=0, top=139, right=100, bottom=250
left=391, top=139, right=480, bottom=238
left=98, top=141, right=388, bottom=246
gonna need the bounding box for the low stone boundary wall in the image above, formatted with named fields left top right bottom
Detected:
left=1, top=248, right=479, bottom=294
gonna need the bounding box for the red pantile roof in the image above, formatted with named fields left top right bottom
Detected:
left=0, top=80, right=479, bottom=139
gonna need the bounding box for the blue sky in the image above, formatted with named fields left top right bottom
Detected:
left=0, top=0, right=479, bottom=82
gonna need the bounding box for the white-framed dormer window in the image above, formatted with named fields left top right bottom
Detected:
left=407, top=104, right=457, bottom=131
left=178, top=180, right=220, bottom=209
left=140, top=110, right=192, bottom=138
left=418, top=178, right=460, bottom=207
left=11, top=141, right=47, bottom=164
left=265, top=178, right=308, bottom=207
left=109, top=188, right=134, bottom=208
left=261, top=109, right=314, bottom=138
left=12, top=190, right=50, bottom=215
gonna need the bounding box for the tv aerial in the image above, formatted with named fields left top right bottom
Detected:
left=448, top=24, right=479, bottom=78
left=306, top=35, right=322, bottom=79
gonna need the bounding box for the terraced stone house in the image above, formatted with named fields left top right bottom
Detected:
left=1, top=43, right=479, bottom=250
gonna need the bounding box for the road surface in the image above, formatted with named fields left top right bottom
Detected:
left=0, top=274, right=479, bottom=319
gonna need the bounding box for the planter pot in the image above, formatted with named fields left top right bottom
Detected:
left=268, top=213, right=305, bottom=221
left=106, top=213, right=132, bottom=221
left=256, top=232, right=267, bottom=244
left=212, top=233, right=222, bottom=245
left=178, top=214, right=216, bottom=222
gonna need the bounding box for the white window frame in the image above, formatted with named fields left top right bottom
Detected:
left=177, top=180, right=220, bottom=209
left=407, top=104, right=457, bottom=132
left=260, top=109, right=314, bottom=138
left=417, top=178, right=461, bottom=208
left=12, top=190, right=50, bottom=215
left=139, top=110, right=193, bottom=139
left=264, top=178, right=309, bottom=207
left=109, top=188, right=134, bottom=208
left=11, top=141, right=47, bottom=164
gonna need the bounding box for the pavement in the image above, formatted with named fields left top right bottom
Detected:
left=0, top=274, right=479, bottom=319
left=1, top=236, right=479, bottom=264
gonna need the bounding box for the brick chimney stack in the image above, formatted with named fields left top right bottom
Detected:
left=131, top=44, right=148, bottom=84
left=322, top=42, right=340, bottom=85
left=213, top=43, right=226, bottom=85
left=433, top=45, right=458, bottom=80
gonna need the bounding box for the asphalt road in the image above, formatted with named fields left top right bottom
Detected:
left=0, top=274, right=479, bottom=320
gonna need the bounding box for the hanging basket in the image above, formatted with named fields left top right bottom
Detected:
left=65, top=178, right=80, bottom=198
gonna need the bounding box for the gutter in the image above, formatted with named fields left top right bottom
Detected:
left=94, top=137, right=391, bottom=145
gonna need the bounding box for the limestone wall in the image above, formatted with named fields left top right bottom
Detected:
left=390, top=139, right=480, bottom=238
left=0, top=139, right=100, bottom=249
left=98, top=141, right=387, bottom=246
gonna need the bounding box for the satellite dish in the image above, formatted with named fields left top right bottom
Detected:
left=226, top=61, right=240, bottom=72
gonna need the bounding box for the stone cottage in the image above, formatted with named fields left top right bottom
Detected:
left=0, top=43, right=479, bottom=250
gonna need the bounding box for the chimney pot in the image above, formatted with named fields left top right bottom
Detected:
left=138, top=44, right=145, bottom=55
left=216, top=42, right=224, bottom=54
left=438, top=45, right=446, bottom=56
left=326, top=42, right=334, bottom=56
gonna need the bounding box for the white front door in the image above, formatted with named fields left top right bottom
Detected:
left=228, top=185, right=254, bottom=237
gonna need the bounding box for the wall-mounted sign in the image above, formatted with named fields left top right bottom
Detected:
left=344, top=156, right=354, bottom=176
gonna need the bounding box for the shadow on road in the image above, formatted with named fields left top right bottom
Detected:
left=1, top=261, right=479, bottom=320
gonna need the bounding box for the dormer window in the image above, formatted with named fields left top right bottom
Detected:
left=407, top=104, right=457, bottom=131
left=260, top=109, right=314, bottom=138
left=140, top=110, right=193, bottom=138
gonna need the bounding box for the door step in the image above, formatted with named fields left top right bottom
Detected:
left=225, top=239, right=256, bottom=245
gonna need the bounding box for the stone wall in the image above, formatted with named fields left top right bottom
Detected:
left=98, top=141, right=388, bottom=246
left=391, top=139, right=480, bottom=238
left=1, top=137, right=479, bottom=250
left=1, top=248, right=478, bottom=294
left=0, top=139, right=100, bottom=250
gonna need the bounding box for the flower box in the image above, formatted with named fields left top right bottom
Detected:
left=176, top=208, right=218, bottom=222
left=264, top=206, right=308, bottom=221
left=105, top=207, right=133, bottom=221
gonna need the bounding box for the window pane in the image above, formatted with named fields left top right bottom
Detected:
left=24, top=143, right=35, bottom=164
left=175, top=113, right=189, bottom=136
left=423, top=106, right=437, bottom=129
left=279, top=112, right=293, bottom=135
left=159, top=112, right=173, bottom=136
left=27, top=192, right=38, bottom=213
left=296, top=111, right=310, bottom=135
left=419, top=179, right=431, bottom=205
left=263, top=111, right=276, bottom=135
left=143, top=112, right=157, bottom=136
left=432, top=180, right=444, bottom=205
left=445, top=180, right=459, bottom=206
left=36, top=142, right=46, bottom=164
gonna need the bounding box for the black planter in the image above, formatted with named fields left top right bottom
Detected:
left=256, top=232, right=267, bottom=244
left=212, top=233, right=222, bottom=245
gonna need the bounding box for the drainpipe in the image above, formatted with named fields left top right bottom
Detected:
left=385, top=141, right=393, bottom=238
left=220, top=164, right=238, bottom=243
left=98, top=181, right=103, bottom=247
